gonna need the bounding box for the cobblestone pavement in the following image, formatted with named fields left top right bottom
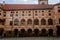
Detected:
left=0, top=37, right=60, bottom=40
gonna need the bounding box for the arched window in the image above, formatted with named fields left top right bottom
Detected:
left=21, top=19, right=25, bottom=25
left=14, top=19, right=19, bottom=25
left=34, top=19, right=39, bottom=25
left=48, top=19, right=53, bottom=25
left=27, top=19, right=32, bottom=25
left=41, top=19, right=46, bottom=25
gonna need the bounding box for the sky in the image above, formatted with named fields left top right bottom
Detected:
left=0, top=0, right=60, bottom=4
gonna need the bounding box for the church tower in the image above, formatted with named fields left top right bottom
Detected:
left=38, top=0, right=48, bottom=4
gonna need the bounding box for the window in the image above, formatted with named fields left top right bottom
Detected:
left=41, top=19, right=46, bottom=25
left=48, top=19, right=53, bottom=25
left=59, top=18, right=60, bottom=24
left=0, top=13, right=1, bottom=15
left=10, top=21, right=13, bottom=26
left=27, top=19, right=32, bottom=25
left=35, top=14, right=38, bottom=16
left=49, top=10, right=51, bottom=12
left=42, top=11, right=44, bottom=12
left=22, top=14, right=24, bottom=16
left=3, top=12, right=6, bottom=17
left=35, top=11, right=37, bottom=13
left=42, top=2, right=45, bottom=4
left=49, top=13, right=51, bottom=16
left=10, top=13, right=13, bottom=17
left=34, top=19, right=39, bottom=25
left=10, top=12, right=14, bottom=17
left=21, top=19, right=25, bottom=25
left=11, top=12, right=14, bottom=13
left=16, top=11, right=18, bottom=13
left=58, top=10, right=60, bottom=12
left=16, top=14, right=18, bottom=16
left=58, top=6, right=60, bottom=8
left=29, top=11, right=31, bottom=13
left=14, top=19, right=19, bottom=25
left=22, top=11, right=24, bottom=13
left=0, top=9, right=1, bottom=12
left=28, top=14, right=31, bottom=16
left=42, top=13, right=44, bottom=16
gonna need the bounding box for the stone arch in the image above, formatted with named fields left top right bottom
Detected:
left=21, top=19, right=25, bottom=25
left=27, top=29, right=32, bottom=36
left=41, top=19, right=46, bottom=25
left=21, top=29, right=25, bottom=33
left=48, top=29, right=53, bottom=36
left=41, top=29, right=47, bottom=36
left=56, top=26, right=60, bottom=36
left=34, top=19, right=39, bottom=25
left=34, top=29, right=39, bottom=36
left=27, top=29, right=32, bottom=33
left=27, top=19, right=32, bottom=25
left=14, top=29, right=19, bottom=37
left=0, top=28, right=4, bottom=36
left=48, top=19, right=53, bottom=25
left=20, top=29, right=26, bottom=37
left=14, top=19, right=19, bottom=25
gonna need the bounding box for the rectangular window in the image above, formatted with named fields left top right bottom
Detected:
left=3, top=12, right=6, bottom=17
left=10, top=21, right=13, bottom=26
left=28, top=14, right=31, bottom=16
left=58, top=6, right=60, bottom=8
left=0, top=13, right=1, bottom=15
left=16, top=14, right=18, bottom=16
left=58, top=10, right=60, bottom=12
left=22, top=14, right=24, bottom=16
left=59, top=19, right=60, bottom=24
left=35, top=14, right=38, bottom=16
left=10, top=13, right=13, bottom=17
left=42, top=13, right=44, bottom=16
left=3, top=13, right=6, bottom=17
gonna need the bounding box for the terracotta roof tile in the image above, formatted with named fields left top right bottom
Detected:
left=2, top=4, right=53, bottom=10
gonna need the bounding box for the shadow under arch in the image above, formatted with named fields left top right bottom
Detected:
left=34, top=29, right=39, bottom=37
left=56, top=25, right=60, bottom=36
left=48, top=29, right=53, bottom=36
left=0, top=28, right=4, bottom=36
left=20, top=29, right=26, bottom=37
left=41, top=29, right=47, bottom=36
left=27, top=29, right=32, bottom=37
left=14, top=29, right=19, bottom=37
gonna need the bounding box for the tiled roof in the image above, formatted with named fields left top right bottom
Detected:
left=54, top=3, right=60, bottom=5
left=2, top=4, right=53, bottom=10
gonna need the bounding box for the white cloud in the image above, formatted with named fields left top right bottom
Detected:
left=33, top=1, right=38, bottom=4
left=24, top=0, right=27, bottom=2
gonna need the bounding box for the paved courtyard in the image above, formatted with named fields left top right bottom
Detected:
left=0, top=37, right=60, bottom=40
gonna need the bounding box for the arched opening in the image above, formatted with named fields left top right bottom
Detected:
left=34, top=29, right=39, bottom=36
left=48, top=19, right=53, bottom=25
left=14, top=19, right=19, bottom=25
left=20, top=29, right=26, bottom=37
left=41, top=19, right=46, bottom=25
left=14, top=29, right=19, bottom=37
left=27, top=29, right=32, bottom=33
left=0, top=28, right=4, bottom=36
left=34, top=19, right=39, bottom=25
left=27, top=19, right=32, bottom=25
left=27, top=29, right=32, bottom=36
left=48, top=29, right=53, bottom=36
left=41, top=29, right=46, bottom=36
left=21, top=19, right=25, bottom=25
left=56, top=26, right=60, bottom=36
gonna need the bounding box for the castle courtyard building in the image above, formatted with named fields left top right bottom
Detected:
left=0, top=0, right=60, bottom=37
